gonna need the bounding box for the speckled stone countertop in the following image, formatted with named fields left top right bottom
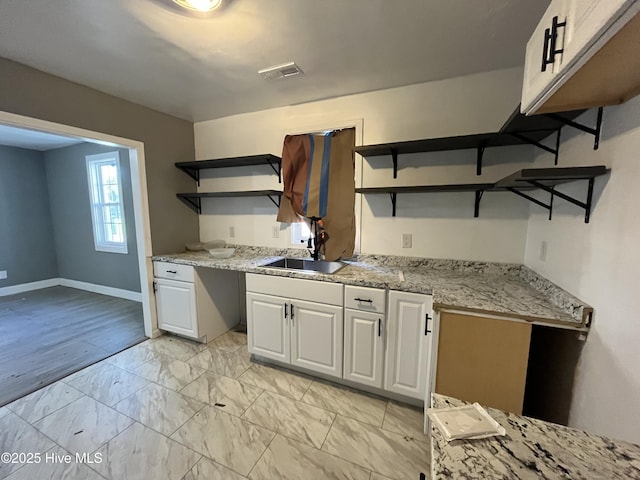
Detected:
left=152, top=246, right=592, bottom=329
left=430, top=393, right=640, bottom=479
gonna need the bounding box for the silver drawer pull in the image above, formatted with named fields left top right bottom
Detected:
left=354, top=297, right=373, bottom=303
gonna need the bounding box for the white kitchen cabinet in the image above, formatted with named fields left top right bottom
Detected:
left=522, top=0, right=640, bottom=114
left=246, top=273, right=344, bottom=379
left=153, top=261, right=240, bottom=342
left=521, top=0, right=569, bottom=114
left=291, top=299, right=343, bottom=377
left=343, top=309, right=384, bottom=388
left=384, top=290, right=434, bottom=400
left=246, top=292, right=290, bottom=363
left=156, top=278, right=198, bottom=338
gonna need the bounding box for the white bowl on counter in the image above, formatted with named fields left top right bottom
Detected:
left=208, top=248, right=235, bottom=259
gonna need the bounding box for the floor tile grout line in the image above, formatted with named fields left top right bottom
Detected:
left=246, top=430, right=278, bottom=478
left=6, top=382, right=86, bottom=425
left=319, top=411, right=338, bottom=451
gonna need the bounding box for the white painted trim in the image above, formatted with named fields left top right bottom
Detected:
left=0, top=278, right=142, bottom=302
left=0, top=110, right=155, bottom=337
left=0, top=278, right=60, bottom=296
left=58, top=279, right=142, bottom=302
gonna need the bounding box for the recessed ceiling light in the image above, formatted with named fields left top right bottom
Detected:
left=259, top=62, right=304, bottom=80
left=172, top=0, right=222, bottom=12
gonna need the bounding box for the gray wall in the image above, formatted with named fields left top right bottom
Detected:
left=0, top=145, right=58, bottom=286
left=45, top=143, right=140, bottom=292
left=0, top=57, right=198, bottom=255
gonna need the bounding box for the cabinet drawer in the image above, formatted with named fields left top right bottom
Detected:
left=344, top=286, right=386, bottom=313
left=246, top=273, right=343, bottom=306
left=153, top=261, right=194, bottom=282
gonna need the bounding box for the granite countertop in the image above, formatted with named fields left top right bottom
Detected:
left=152, top=246, right=592, bottom=329
left=430, top=393, right=640, bottom=479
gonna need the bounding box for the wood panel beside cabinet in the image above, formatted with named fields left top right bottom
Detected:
left=435, top=311, right=532, bottom=415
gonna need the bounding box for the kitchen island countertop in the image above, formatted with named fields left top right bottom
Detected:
left=153, top=246, right=591, bottom=329
left=430, top=393, right=640, bottom=479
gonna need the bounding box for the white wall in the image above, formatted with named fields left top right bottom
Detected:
left=194, top=67, right=532, bottom=263
left=524, top=100, right=640, bottom=443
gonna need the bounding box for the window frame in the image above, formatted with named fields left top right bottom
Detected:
left=85, top=151, right=128, bottom=254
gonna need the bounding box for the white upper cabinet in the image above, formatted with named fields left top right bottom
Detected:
left=522, top=0, right=640, bottom=114
left=522, top=0, right=570, bottom=113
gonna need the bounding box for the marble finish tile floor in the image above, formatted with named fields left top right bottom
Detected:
left=0, top=332, right=430, bottom=480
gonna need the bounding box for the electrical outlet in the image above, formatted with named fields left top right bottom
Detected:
left=229, top=226, right=235, bottom=238
left=402, top=233, right=412, bottom=248
left=539, top=241, right=548, bottom=261
left=272, top=225, right=279, bottom=238
left=0, top=270, right=6, bottom=280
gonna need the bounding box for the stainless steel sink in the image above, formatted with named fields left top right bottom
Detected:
left=260, top=257, right=346, bottom=274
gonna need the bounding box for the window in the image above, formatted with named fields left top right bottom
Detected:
left=290, top=221, right=311, bottom=246
left=86, top=151, right=128, bottom=254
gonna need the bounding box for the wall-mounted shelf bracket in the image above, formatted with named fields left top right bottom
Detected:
left=389, top=192, right=397, bottom=216
left=507, top=128, right=562, bottom=165
left=264, top=158, right=282, bottom=183
left=474, top=190, right=484, bottom=217
left=546, top=107, right=603, bottom=150
left=391, top=149, right=398, bottom=179
left=476, top=146, right=485, bottom=176
left=177, top=194, right=202, bottom=214
left=178, top=166, right=200, bottom=185
left=265, top=193, right=281, bottom=208
left=526, top=178, right=595, bottom=223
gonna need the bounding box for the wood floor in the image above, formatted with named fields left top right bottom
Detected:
left=0, top=286, right=145, bottom=406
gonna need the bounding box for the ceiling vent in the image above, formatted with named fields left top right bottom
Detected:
left=259, top=62, right=304, bottom=80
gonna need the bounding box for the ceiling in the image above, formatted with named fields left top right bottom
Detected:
left=0, top=125, right=82, bottom=151
left=0, top=0, right=550, bottom=122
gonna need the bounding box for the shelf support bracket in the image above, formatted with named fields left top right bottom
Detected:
left=476, top=146, right=485, bottom=176
left=265, top=158, right=282, bottom=184
left=506, top=187, right=551, bottom=212
left=265, top=194, right=281, bottom=208
left=546, top=107, right=603, bottom=150
left=178, top=167, right=200, bottom=186
left=389, top=192, right=397, bottom=217
left=527, top=178, right=595, bottom=223
left=390, top=149, right=398, bottom=179
left=177, top=194, right=201, bottom=214
left=474, top=190, right=484, bottom=218
left=507, top=129, right=561, bottom=164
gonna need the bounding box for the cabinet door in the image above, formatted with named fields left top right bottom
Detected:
left=384, top=291, right=433, bottom=400
left=290, top=299, right=343, bottom=378
left=562, top=0, right=635, bottom=67
left=156, top=278, right=198, bottom=338
left=246, top=292, right=290, bottom=363
left=522, top=0, right=569, bottom=113
left=343, top=309, right=384, bottom=388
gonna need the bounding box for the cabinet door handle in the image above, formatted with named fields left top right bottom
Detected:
left=284, top=303, right=288, bottom=319
left=354, top=297, right=373, bottom=303
left=541, top=27, right=552, bottom=72
left=378, top=318, right=381, bottom=337
left=290, top=303, right=294, bottom=324
left=166, top=270, right=177, bottom=274
left=425, top=313, right=432, bottom=336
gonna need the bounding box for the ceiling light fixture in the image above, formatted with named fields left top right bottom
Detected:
left=172, top=0, right=222, bottom=12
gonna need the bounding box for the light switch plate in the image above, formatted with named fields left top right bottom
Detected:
left=0, top=270, right=7, bottom=279
left=402, top=233, right=412, bottom=248
left=229, top=226, right=235, bottom=238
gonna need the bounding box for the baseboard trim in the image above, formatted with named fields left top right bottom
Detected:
left=0, top=278, right=61, bottom=297
left=0, top=278, right=142, bottom=302
left=59, top=279, right=142, bottom=302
